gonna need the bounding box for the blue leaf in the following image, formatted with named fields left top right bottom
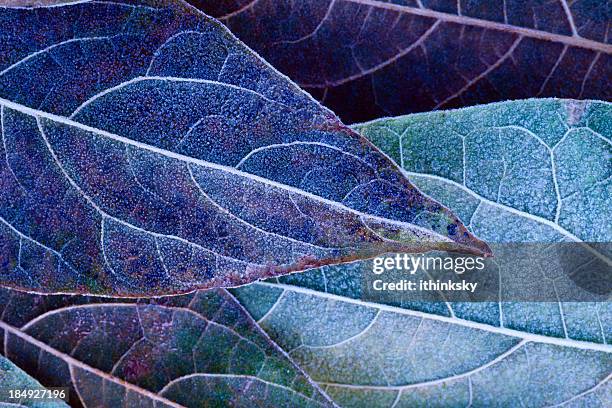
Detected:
left=0, top=0, right=488, bottom=296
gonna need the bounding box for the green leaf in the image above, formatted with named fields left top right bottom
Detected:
left=355, top=98, right=610, bottom=242
left=233, top=99, right=612, bottom=406
left=0, top=288, right=335, bottom=407
left=0, top=354, right=69, bottom=407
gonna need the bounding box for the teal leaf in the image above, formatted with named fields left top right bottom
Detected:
left=0, top=287, right=336, bottom=407
left=0, top=354, right=69, bottom=408
left=0, top=0, right=488, bottom=297
left=233, top=99, right=612, bottom=406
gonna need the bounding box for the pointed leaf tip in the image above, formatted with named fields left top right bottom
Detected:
left=0, top=0, right=489, bottom=296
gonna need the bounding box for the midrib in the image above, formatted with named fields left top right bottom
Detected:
left=346, top=0, right=612, bottom=53
left=260, top=282, right=612, bottom=353
left=0, top=96, right=454, bottom=245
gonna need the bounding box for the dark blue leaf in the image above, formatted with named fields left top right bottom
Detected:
left=193, top=0, right=612, bottom=123
left=0, top=0, right=489, bottom=296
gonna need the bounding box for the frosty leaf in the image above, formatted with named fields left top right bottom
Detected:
left=0, top=288, right=336, bottom=408
left=233, top=99, right=612, bottom=406
left=0, top=354, right=69, bottom=408
left=0, top=0, right=488, bottom=296
left=235, top=282, right=611, bottom=407
left=194, top=0, right=612, bottom=123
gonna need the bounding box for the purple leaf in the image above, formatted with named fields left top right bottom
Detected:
left=0, top=0, right=489, bottom=296
left=0, top=287, right=337, bottom=407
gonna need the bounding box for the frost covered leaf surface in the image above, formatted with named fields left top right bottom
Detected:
left=0, top=288, right=335, bottom=408
left=194, top=0, right=612, bottom=123
left=0, top=0, right=488, bottom=296
left=233, top=99, right=612, bottom=407
left=0, top=354, right=69, bottom=408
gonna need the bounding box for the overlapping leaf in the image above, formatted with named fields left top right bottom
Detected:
left=352, top=99, right=612, bottom=338
left=256, top=99, right=612, bottom=339
left=195, top=0, right=612, bottom=123
left=0, top=288, right=336, bottom=407
left=232, top=99, right=612, bottom=406
left=0, top=0, right=489, bottom=297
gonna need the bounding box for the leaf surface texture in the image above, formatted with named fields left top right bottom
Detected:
left=0, top=0, right=488, bottom=296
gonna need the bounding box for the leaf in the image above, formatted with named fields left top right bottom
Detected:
left=232, top=99, right=612, bottom=406
left=194, top=0, right=612, bottom=123
left=0, top=0, right=489, bottom=297
left=354, top=98, right=612, bottom=338
left=258, top=98, right=612, bottom=340
left=0, top=354, right=69, bottom=408
left=0, top=287, right=337, bottom=407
